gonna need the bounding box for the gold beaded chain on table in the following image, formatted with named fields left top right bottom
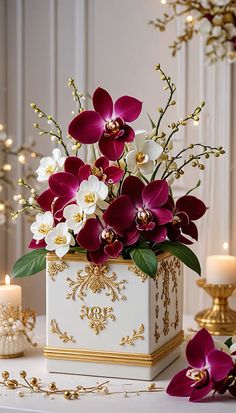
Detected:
left=0, top=371, right=164, bottom=400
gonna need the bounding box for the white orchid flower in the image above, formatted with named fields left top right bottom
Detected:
left=36, top=148, right=65, bottom=182
left=76, top=175, right=108, bottom=215
left=198, top=18, right=212, bottom=35
left=126, top=130, right=163, bottom=175
left=63, top=204, right=86, bottom=235
left=30, top=211, right=54, bottom=241
left=45, top=222, right=75, bottom=258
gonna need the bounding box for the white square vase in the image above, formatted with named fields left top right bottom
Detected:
left=44, top=252, right=184, bottom=380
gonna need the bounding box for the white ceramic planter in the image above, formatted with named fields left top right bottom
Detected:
left=44, top=252, right=183, bottom=380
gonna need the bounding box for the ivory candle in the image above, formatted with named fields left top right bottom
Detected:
left=0, top=275, right=22, bottom=306
left=206, top=255, right=236, bottom=285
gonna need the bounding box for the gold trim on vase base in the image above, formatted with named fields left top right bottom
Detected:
left=44, top=330, right=184, bottom=367
left=195, top=279, right=236, bottom=335
left=0, top=352, right=24, bottom=359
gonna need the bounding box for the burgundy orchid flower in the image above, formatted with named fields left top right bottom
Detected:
left=68, top=87, right=142, bottom=161
left=77, top=216, right=136, bottom=264
left=78, top=156, right=124, bottom=185
left=167, top=328, right=233, bottom=402
left=167, top=195, right=206, bottom=245
left=28, top=239, right=46, bottom=249
left=103, top=176, right=173, bottom=244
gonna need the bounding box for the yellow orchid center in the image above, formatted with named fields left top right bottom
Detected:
left=73, top=212, right=84, bottom=223
left=136, top=152, right=147, bottom=164
left=186, top=368, right=206, bottom=382
left=45, top=165, right=55, bottom=175
left=91, top=166, right=104, bottom=179
left=54, top=235, right=67, bottom=245
left=38, top=223, right=51, bottom=235
left=84, top=192, right=96, bottom=204
left=105, top=120, right=119, bottom=133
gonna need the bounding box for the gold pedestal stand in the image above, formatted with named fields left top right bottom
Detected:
left=195, top=279, right=236, bottom=336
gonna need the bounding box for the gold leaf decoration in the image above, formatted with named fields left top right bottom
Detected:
left=128, top=265, right=148, bottom=282
left=80, top=306, right=115, bottom=335
left=120, top=324, right=145, bottom=346
left=50, top=319, right=75, bottom=343
left=48, top=261, right=68, bottom=281
left=66, top=264, right=126, bottom=302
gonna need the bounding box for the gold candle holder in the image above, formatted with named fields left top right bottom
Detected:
left=195, top=279, right=236, bottom=335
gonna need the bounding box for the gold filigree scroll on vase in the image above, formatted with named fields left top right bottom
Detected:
left=45, top=252, right=184, bottom=380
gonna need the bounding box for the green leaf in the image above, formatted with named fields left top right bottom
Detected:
left=130, top=247, right=157, bottom=278
left=147, top=113, right=156, bottom=129
left=69, top=247, right=87, bottom=254
left=224, top=337, right=233, bottom=349
left=11, top=249, right=47, bottom=278
left=157, top=241, right=201, bottom=276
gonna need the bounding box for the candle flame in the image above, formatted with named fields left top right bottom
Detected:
left=5, top=274, right=10, bottom=285
left=223, top=242, right=229, bottom=251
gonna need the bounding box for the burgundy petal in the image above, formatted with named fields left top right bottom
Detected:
left=144, top=224, right=167, bottom=243
left=93, top=87, right=113, bottom=121
left=99, top=135, right=124, bottom=161
left=78, top=164, right=91, bottom=183
left=143, top=180, right=169, bottom=210
left=122, top=226, right=139, bottom=246
left=167, top=225, right=181, bottom=242
left=87, top=247, right=109, bottom=265
left=177, top=234, right=194, bottom=245
left=95, top=156, right=109, bottom=170
left=207, top=349, right=233, bottom=382
left=182, top=221, right=198, bottom=241
left=153, top=207, right=173, bottom=225
left=105, top=166, right=124, bottom=184
left=103, top=195, right=135, bottom=230
left=49, top=172, right=79, bottom=197
left=28, top=239, right=46, bottom=249
left=118, top=124, right=135, bottom=143
left=189, top=381, right=213, bottom=402
left=176, top=196, right=206, bottom=221
left=64, top=157, right=84, bottom=177
left=165, top=195, right=175, bottom=212
left=53, top=197, right=73, bottom=222
left=104, top=240, right=123, bottom=258
left=77, top=218, right=102, bottom=251
left=166, top=368, right=193, bottom=397
left=114, top=95, right=142, bottom=122
left=122, top=176, right=144, bottom=207
left=68, top=110, right=104, bottom=143
left=37, top=189, right=55, bottom=211
left=186, top=329, right=214, bottom=369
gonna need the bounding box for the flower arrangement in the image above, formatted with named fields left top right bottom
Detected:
left=167, top=328, right=236, bottom=401
left=150, top=1, right=236, bottom=64
left=11, top=65, right=224, bottom=280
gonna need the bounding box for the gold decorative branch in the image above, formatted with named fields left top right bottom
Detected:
left=48, top=261, right=68, bottom=281
left=120, top=324, right=145, bottom=346
left=50, top=319, right=75, bottom=344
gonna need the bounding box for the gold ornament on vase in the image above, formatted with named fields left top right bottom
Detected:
left=195, top=279, right=236, bottom=336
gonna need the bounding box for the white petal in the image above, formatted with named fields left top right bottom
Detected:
left=57, top=222, right=69, bottom=235
left=134, top=131, right=146, bottom=151
left=139, top=160, right=154, bottom=175
left=97, top=181, right=108, bottom=200
left=30, top=221, right=38, bottom=233
left=70, top=235, right=75, bottom=246
left=44, top=211, right=54, bottom=226
left=230, top=343, right=236, bottom=354
left=55, top=245, right=69, bottom=258
left=88, top=175, right=100, bottom=192
left=52, top=148, right=62, bottom=161
left=63, top=204, right=80, bottom=219
left=126, top=150, right=138, bottom=172
left=57, top=157, right=65, bottom=168
left=142, top=140, right=163, bottom=161
left=82, top=204, right=96, bottom=215
left=199, top=18, right=212, bottom=35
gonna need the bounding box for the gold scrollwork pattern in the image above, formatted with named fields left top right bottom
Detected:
left=66, top=264, right=126, bottom=302
left=128, top=265, right=148, bottom=282
left=50, top=319, right=75, bottom=344
left=120, top=323, right=145, bottom=346
left=171, top=258, right=181, bottom=330
left=154, top=276, right=160, bottom=343
left=80, top=306, right=115, bottom=335
left=48, top=261, right=68, bottom=281
left=159, top=260, right=171, bottom=336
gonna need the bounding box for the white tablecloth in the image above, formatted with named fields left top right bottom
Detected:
left=0, top=316, right=235, bottom=413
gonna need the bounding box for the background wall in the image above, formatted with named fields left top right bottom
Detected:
left=0, top=0, right=234, bottom=314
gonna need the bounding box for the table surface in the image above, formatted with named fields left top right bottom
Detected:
left=0, top=316, right=235, bottom=413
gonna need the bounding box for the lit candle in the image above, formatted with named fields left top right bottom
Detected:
left=206, top=256, right=236, bottom=285
left=0, top=275, right=22, bottom=306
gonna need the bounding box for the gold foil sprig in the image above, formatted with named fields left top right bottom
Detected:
left=50, top=319, right=75, bottom=343
left=120, top=324, right=145, bottom=346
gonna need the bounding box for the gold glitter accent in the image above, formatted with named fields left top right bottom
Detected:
left=66, top=264, right=126, bottom=302
left=120, top=324, right=145, bottom=346
left=128, top=265, right=148, bottom=282
left=80, top=306, right=115, bottom=335
left=50, top=319, right=75, bottom=344
left=48, top=261, right=68, bottom=281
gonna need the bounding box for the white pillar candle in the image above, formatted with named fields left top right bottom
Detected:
left=206, top=255, right=236, bottom=285
left=0, top=275, right=22, bottom=306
